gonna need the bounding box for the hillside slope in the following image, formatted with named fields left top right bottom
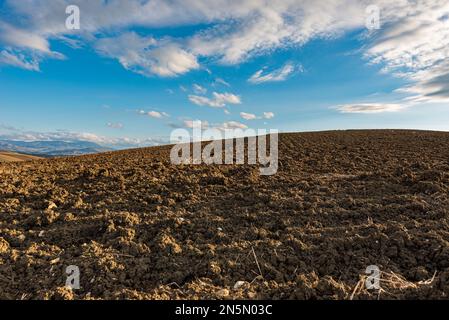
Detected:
left=1, top=130, right=449, bottom=300
left=0, top=140, right=113, bottom=157
left=0, top=151, right=42, bottom=163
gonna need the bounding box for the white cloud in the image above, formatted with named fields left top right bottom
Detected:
left=214, top=92, right=241, bottom=105
left=335, top=103, right=405, bottom=114
left=214, top=78, right=231, bottom=87
left=239, top=111, right=274, bottom=120
left=188, top=95, right=219, bottom=108
left=178, top=119, right=247, bottom=131
left=249, top=62, right=300, bottom=84
left=187, top=1, right=368, bottom=64
left=148, top=111, right=162, bottom=118
left=364, top=1, right=449, bottom=102
left=0, top=21, right=65, bottom=70
left=240, top=112, right=257, bottom=120
left=0, top=22, right=50, bottom=53
left=139, top=110, right=169, bottom=118
left=149, top=45, right=199, bottom=77
left=107, top=122, right=124, bottom=129
left=193, top=84, right=207, bottom=94
left=220, top=121, right=248, bottom=130
left=95, top=32, right=199, bottom=77
left=1, top=0, right=448, bottom=106
left=263, top=112, right=275, bottom=119
left=0, top=0, right=370, bottom=72
left=183, top=119, right=209, bottom=129
left=0, top=50, right=41, bottom=71
left=189, top=92, right=241, bottom=108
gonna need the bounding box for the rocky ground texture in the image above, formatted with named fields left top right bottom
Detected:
left=1, top=130, right=449, bottom=300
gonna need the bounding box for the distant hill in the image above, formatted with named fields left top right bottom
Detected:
left=0, top=140, right=113, bottom=157
left=0, top=151, right=42, bottom=162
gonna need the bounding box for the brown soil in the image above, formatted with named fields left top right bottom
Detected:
left=1, top=130, right=449, bottom=300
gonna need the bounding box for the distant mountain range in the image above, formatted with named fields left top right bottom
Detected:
left=0, top=140, right=113, bottom=157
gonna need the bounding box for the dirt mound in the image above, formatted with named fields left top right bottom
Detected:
left=1, top=130, right=449, bottom=299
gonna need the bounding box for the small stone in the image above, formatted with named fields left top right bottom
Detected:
left=38, top=231, right=45, bottom=237
left=209, top=261, right=221, bottom=275
left=217, top=289, right=229, bottom=298
left=233, top=281, right=247, bottom=290
left=0, top=237, right=10, bottom=253
left=47, top=201, right=58, bottom=210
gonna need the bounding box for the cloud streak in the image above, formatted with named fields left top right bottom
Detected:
left=240, top=112, right=257, bottom=120
left=335, top=103, right=405, bottom=114
left=107, top=122, right=124, bottom=129
left=173, top=119, right=248, bottom=131
left=189, top=92, right=242, bottom=108
left=138, top=110, right=169, bottom=118
left=248, top=63, right=300, bottom=84
left=239, top=111, right=275, bottom=120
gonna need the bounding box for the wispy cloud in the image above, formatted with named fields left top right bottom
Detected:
left=193, top=84, right=207, bottom=94
left=0, top=1, right=373, bottom=74
left=138, top=110, right=170, bottom=118
left=364, top=1, right=449, bottom=103
left=171, top=119, right=247, bottom=131
left=0, top=20, right=65, bottom=70
left=219, top=121, right=248, bottom=130
left=248, top=62, right=301, bottom=84
left=335, top=103, right=405, bottom=114
left=214, top=78, right=231, bottom=87
left=1, top=0, right=448, bottom=107
left=240, top=112, right=257, bottom=120
left=189, top=92, right=242, bottom=108
left=263, top=112, right=275, bottom=119
left=183, top=119, right=209, bottom=129
left=107, top=122, right=124, bottom=129
left=239, top=111, right=275, bottom=120
left=0, top=50, right=41, bottom=71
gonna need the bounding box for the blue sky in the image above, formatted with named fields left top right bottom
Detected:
left=1, top=1, right=449, bottom=148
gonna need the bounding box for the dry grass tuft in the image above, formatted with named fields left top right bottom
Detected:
left=350, top=270, right=437, bottom=300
